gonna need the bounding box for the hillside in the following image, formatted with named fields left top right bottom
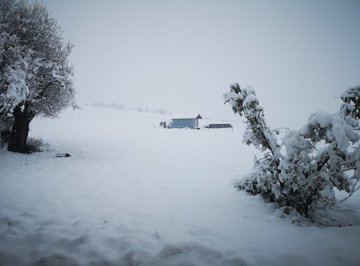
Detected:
left=0, top=106, right=359, bottom=266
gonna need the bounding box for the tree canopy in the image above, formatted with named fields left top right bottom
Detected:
left=0, top=0, right=75, bottom=152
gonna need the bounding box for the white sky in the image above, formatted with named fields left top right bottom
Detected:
left=43, top=0, right=360, bottom=127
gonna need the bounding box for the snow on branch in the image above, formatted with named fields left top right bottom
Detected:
left=0, top=66, right=28, bottom=114
left=225, top=83, right=360, bottom=221
left=224, top=83, right=282, bottom=159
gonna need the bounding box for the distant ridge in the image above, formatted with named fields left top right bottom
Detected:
left=84, top=102, right=172, bottom=115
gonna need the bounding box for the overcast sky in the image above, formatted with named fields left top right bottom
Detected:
left=42, top=0, right=360, bottom=127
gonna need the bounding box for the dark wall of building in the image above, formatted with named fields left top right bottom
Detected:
left=172, top=118, right=198, bottom=129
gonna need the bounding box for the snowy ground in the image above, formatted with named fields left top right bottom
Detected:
left=1, top=106, right=360, bottom=266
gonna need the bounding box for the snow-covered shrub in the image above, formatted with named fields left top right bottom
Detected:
left=225, top=84, right=360, bottom=218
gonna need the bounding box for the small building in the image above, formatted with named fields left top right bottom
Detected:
left=205, top=123, right=233, bottom=129
left=171, top=114, right=203, bottom=129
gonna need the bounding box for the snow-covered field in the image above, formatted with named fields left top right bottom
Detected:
left=1, top=106, right=359, bottom=266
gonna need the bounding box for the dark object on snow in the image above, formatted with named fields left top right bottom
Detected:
left=56, top=153, right=71, bottom=158
left=1, top=129, right=10, bottom=147
left=205, top=123, right=233, bottom=129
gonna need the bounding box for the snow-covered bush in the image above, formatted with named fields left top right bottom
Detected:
left=225, top=83, right=360, bottom=218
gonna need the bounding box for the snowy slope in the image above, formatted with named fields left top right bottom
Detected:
left=0, top=106, right=360, bottom=266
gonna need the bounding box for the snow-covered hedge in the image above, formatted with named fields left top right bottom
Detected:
left=225, top=84, right=360, bottom=218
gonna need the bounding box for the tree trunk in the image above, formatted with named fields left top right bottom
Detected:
left=7, top=105, right=33, bottom=153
